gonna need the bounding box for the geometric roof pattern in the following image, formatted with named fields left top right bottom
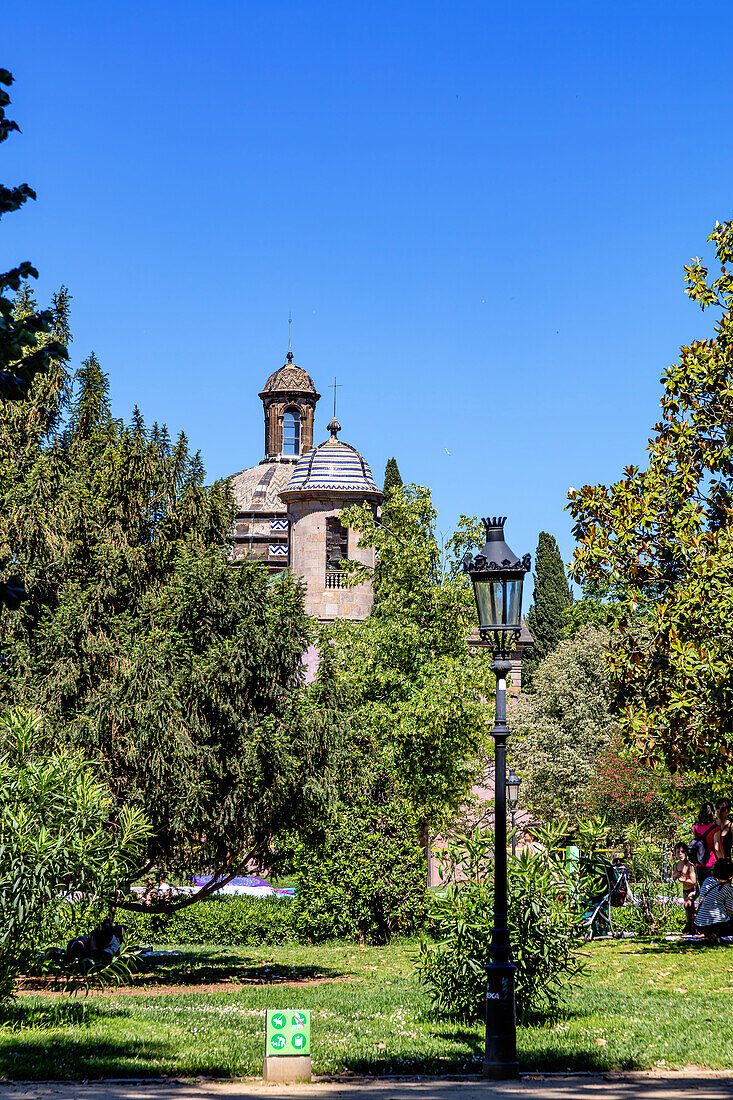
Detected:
left=261, top=355, right=317, bottom=396
left=280, top=421, right=381, bottom=500
left=228, top=461, right=293, bottom=514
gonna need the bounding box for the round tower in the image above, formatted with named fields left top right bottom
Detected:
left=279, top=417, right=383, bottom=621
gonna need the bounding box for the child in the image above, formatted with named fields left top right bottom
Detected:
left=672, top=842, right=697, bottom=934
left=694, top=857, right=733, bottom=943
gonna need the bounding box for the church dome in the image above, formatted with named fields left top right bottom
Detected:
left=229, top=461, right=293, bottom=514
left=260, top=352, right=318, bottom=396
left=279, top=418, right=382, bottom=501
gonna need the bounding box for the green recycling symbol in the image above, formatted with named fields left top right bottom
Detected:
left=270, top=1034, right=287, bottom=1051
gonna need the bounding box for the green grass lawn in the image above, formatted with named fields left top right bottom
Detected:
left=3, top=939, right=733, bottom=1079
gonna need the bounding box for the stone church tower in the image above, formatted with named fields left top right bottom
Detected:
left=228, top=347, right=382, bottom=621
left=280, top=416, right=382, bottom=620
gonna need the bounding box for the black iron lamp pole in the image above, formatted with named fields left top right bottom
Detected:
left=463, top=517, right=530, bottom=1081
left=507, top=767, right=522, bottom=859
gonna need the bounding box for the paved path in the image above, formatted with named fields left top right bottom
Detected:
left=2, top=1076, right=733, bottom=1100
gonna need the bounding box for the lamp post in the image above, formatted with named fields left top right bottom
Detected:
left=463, top=517, right=530, bottom=1081
left=507, top=767, right=522, bottom=859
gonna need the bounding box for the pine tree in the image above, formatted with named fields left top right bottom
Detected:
left=0, top=349, right=344, bottom=906
left=523, top=531, right=573, bottom=689
left=0, top=71, right=68, bottom=610
left=383, top=457, right=403, bottom=498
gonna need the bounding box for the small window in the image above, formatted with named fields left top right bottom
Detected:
left=326, top=517, right=348, bottom=569
left=283, top=409, right=301, bottom=455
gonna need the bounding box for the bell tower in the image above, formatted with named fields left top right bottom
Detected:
left=259, top=349, right=320, bottom=462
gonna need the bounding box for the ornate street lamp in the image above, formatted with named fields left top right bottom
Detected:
left=507, top=766, right=522, bottom=859
left=463, top=516, right=530, bottom=1081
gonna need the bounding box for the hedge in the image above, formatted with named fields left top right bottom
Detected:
left=119, top=895, right=297, bottom=946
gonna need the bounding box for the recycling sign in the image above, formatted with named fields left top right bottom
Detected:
left=266, top=1009, right=311, bottom=1056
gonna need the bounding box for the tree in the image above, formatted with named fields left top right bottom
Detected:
left=383, top=457, right=403, bottom=498
left=510, top=625, right=617, bottom=823
left=335, top=486, right=492, bottom=835
left=522, top=531, right=573, bottom=687
left=0, top=708, right=150, bottom=1001
left=568, top=221, right=733, bottom=773
left=0, top=70, right=68, bottom=610
left=583, top=734, right=685, bottom=841
left=0, top=346, right=343, bottom=907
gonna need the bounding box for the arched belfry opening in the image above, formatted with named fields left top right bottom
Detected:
left=259, top=350, right=320, bottom=460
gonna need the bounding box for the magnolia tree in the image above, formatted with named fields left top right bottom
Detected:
left=568, top=221, right=733, bottom=774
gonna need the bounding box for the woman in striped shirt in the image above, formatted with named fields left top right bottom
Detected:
left=694, top=858, right=733, bottom=942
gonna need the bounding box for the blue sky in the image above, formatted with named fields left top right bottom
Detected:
left=3, top=1, right=732, bottom=580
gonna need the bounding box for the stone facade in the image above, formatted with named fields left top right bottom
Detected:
left=286, top=497, right=377, bottom=620
left=227, top=351, right=382, bottom=622
left=279, top=417, right=383, bottom=620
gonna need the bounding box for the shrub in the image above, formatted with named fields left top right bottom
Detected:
left=289, top=800, right=428, bottom=944
left=584, top=737, right=682, bottom=840
left=613, top=895, right=684, bottom=937
left=417, top=827, right=584, bottom=1024
left=118, top=895, right=295, bottom=946
left=0, top=709, right=150, bottom=1002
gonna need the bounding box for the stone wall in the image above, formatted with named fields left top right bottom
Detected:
left=288, top=497, right=375, bottom=620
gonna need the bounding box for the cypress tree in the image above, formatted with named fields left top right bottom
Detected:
left=523, top=531, right=573, bottom=689
left=383, top=457, right=403, bottom=498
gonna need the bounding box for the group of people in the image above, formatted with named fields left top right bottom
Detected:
left=672, top=799, right=733, bottom=942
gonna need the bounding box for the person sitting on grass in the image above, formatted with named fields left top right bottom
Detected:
left=671, top=842, right=697, bottom=934
left=693, top=857, right=733, bottom=943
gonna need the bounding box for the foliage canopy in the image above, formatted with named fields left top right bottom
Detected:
left=0, top=708, right=150, bottom=1001
left=569, top=221, right=733, bottom=772
left=335, top=484, right=492, bottom=829
left=0, top=312, right=342, bottom=893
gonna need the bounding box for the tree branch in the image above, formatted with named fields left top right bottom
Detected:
left=113, top=850, right=251, bottom=914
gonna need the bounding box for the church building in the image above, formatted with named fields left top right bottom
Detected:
left=228, top=347, right=382, bottom=621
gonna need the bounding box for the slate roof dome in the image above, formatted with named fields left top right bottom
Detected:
left=279, top=418, right=382, bottom=502
left=260, top=352, right=318, bottom=397
left=229, top=461, right=292, bottom=515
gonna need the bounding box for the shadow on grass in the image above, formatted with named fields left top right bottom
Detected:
left=331, top=1044, right=622, bottom=1076
left=131, top=950, right=345, bottom=987
left=623, top=941, right=733, bottom=956
left=19, top=950, right=347, bottom=993
left=0, top=1000, right=181, bottom=1081
left=0, top=1035, right=182, bottom=1081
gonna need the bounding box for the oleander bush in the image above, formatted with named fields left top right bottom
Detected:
left=417, top=826, right=584, bottom=1024
left=0, top=708, right=150, bottom=1002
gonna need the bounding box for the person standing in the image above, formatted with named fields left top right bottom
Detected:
left=671, top=842, right=697, bottom=934
left=692, top=803, right=723, bottom=887
left=716, top=798, right=732, bottom=859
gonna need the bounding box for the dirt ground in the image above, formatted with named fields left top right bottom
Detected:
left=2, top=1073, right=733, bottom=1100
